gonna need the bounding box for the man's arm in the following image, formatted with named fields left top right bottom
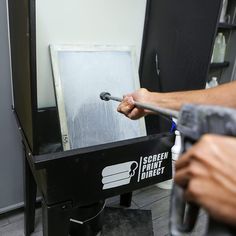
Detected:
left=117, top=81, right=236, bottom=119
left=174, top=134, right=236, bottom=226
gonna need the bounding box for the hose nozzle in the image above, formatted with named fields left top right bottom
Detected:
left=100, top=92, right=111, bottom=101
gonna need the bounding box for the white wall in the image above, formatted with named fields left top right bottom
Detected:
left=0, top=0, right=23, bottom=213
left=36, top=0, right=147, bottom=108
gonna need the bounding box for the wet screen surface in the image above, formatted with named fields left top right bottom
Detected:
left=51, top=46, right=146, bottom=150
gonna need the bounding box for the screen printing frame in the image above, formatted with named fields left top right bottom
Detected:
left=50, top=44, right=147, bottom=151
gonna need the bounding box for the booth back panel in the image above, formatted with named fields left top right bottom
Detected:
left=36, top=0, right=147, bottom=108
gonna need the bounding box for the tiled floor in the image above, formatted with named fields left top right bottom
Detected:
left=0, top=185, right=207, bottom=236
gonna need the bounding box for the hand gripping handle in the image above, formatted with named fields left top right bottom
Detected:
left=170, top=104, right=236, bottom=236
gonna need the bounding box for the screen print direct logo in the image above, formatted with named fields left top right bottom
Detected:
left=102, top=161, right=138, bottom=190
left=102, top=152, right=169, bottom=190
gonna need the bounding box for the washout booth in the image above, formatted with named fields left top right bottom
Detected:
left=7, top=0, right=221, bottom=235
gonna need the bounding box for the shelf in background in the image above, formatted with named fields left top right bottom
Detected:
left=218, top=22, right=236, bottom=30
left=210, top=61, right=230, bottom=69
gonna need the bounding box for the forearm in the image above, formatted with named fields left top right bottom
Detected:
left=148, top=81, right=236, bottom=111
left=117, top=81, right=236, bottom=119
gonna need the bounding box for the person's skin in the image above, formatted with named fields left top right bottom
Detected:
left=174, top=134, right=236, bottom=226
left=117, top=80, right=236, bottom=226
left=117, top=81, right=236, bottom=120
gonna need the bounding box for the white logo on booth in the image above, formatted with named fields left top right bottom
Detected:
left=102, top=161, right=138, bottom=190
left=101, top=152, right=169, bottom=190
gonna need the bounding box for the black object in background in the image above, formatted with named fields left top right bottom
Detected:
left=139, top=0, right=222, bottom=134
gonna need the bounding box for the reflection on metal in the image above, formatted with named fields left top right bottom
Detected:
left=50, top=45, right=146, bottom=150
left=155, top=52, right=160, bottom=77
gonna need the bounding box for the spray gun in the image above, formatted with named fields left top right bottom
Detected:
left=100, top=92, right=236, bottom=235
left=169, top=104, right=236, bottom=236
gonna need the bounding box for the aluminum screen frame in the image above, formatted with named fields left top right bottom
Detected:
left=50, top=45, right=147, bottom=150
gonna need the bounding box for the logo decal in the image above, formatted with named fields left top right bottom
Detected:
left=101, top=151, right=169, bottom=190
left=102, top=161, right=138, bottom=190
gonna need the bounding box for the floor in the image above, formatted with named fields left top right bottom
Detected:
left=0, top=185, right=207, bottom=236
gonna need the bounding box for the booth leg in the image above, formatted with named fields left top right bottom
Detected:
left=24, top=155, right=37, bottom=236
left=42, top=200, right=72, bottom=236
left=120, top=192, right=133, bottom=207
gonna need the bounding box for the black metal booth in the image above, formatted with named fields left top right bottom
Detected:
left=7, top=0, right=222, bottom=235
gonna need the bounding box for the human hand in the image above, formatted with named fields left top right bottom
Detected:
left=117, top=88, right=153, bottom=120
left=174, top=134, right=236, bottom=226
